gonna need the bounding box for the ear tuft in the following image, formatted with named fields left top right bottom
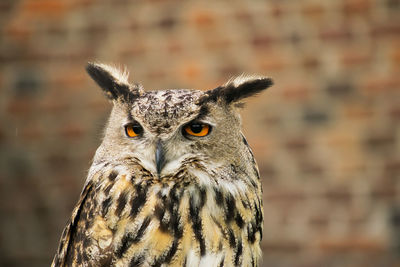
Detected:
left=199, top=75, right=273, bottom=105
left=86, top=62, right=142, bottom=101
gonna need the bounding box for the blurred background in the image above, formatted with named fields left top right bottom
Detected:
left=0, top=0, right=399, bottom=266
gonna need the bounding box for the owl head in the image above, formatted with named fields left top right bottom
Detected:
left=87, top=63, right=273, bottom=180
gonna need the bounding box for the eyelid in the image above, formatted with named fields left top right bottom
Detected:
left=189, top=120, right=216, bottom=127
left=124, top=119, right=142, bottom=128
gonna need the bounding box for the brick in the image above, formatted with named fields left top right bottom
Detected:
left=324, top=187, right=352, bottom=203
left=12, top=71, right=42, bottom=97
left=259, top=164, right=277, bottom=178
left=390, top=44, right=400, bottom=69
left=302, top=55, right=320, bottom=69
left=45, top=153, right=71, bottom=172
left=204, top=38, right=232, bottom=51
left=338, top=160, right=367, bottom=179
left=218, top=64, right=240, bottom=78
left=252, top=34, right=276, bottom=49
left=303, top=108, right=330, bottom=125
left=87, top=98, right=109, bottom=113
left=262, top=241, right=303, bottom=252
left=364, top=133, right=395, bottom=151
left=166, top=40, right=183, bottom=54
left=234, top=10, right=253, bottom=24
left=265, top=189, right=306, bottom=203
left=4, top=20, right=32, bottom=43
left=0, top=128, right=5, bottom=144
left=349, top=211, right=369, bottom=226
left=0, top=1, right=14, bottom=13
left=340, top=48, right=371, bottom=67
left=281, top=84, right=311, bottom=101
left=46, top=24, right=68, bottom=38
left=20, top=123, right=43, bottom=142
left=81, top=23, right=109, bottom=41
left=7, top=98, right=34, bottom=116
left=343, top=103, right=374, bottom=120
left=309, top=215, right=329, bottom=228
left=285, top=137, right=309, bottom=152
left=0, top=47, right=28, bottom=63
left=48, top=69, right=86, bottom=89
left=318, top=237, right=385, bottom=252
left=270, top=4, right=287, bottom=19
left=326, top=80, right=354, bottom=97
left=390, top=207, right=400, bottom=227
left=158, top=17, right=177, bottom=30
left=190, top=9, right=216, bottom=28
left=370, top=22, right=400, bottom=38
left=319, top=26, right=353, bottom=42
left=119, top=42, right=147, bottom=58
left=21, top=0, right=70, bottom=18
left=370, top=179, right=397, bottom=200
left=386, top=0, right=400, bottom=9
left=323, top=129, right=359, bottom=151
left=146, top=69, right=167, bottom=81
left=342, top=0, right=371, bottom=15
left=250, top=138, right=272, bottom=158
left=384, top=160, right=400, bottom=175
left=70, top=0, right=95, bottom=8
left=58, top=123, right=85, bottom=140
left=4, top=152, right=34, bottom=178
left=129, top=20, right=140, bottom=32
left=361, top=75, right=400, bottom=95
left=299, top=161, right=324, bottom=175
left=287, top=32, right=302, bottom=46
left=179, top=62, right=203, bottom=81
left=38, top=94, right=69, bottom=113
left=256, top=53, right=287, bottom=72
left=263, top=114, right=282, bottom=127
left=301, top=3, right=325, bottom=20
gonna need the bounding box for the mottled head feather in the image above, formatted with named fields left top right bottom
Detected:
left=86, top=62, right=144, bottom=102
left=198, top=75, right=273, bottom=105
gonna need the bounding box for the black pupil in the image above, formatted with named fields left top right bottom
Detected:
left=127, top=123, right=142, bottom=136
left=132, top=125, right=142, bottom=134
left=190, top=124, right=203, bottom=133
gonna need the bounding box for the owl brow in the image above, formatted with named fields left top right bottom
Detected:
left=127, top=112, right=134, bottom=123
left=193, top=105, right=210, bottom=121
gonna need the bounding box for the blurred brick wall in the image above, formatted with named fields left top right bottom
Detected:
left=0, top=0, right=399, bottom=266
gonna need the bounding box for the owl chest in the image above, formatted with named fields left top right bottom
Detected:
left=82, top=178, right=262, bottom=266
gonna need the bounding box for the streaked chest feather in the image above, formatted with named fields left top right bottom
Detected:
left=60, top=164, right=263, bottom=267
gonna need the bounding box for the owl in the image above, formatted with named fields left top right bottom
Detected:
left=51, top=63, right=273, bottom=267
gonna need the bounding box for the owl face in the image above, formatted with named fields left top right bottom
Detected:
left=104, top=89, right=243, bottom=179
left=87, top=63, right=273, bottom=180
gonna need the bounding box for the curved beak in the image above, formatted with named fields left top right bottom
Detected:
left=155, top=139, right=166, bottom=177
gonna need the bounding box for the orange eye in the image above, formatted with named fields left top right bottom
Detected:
left=125, top=123, right=143, bottom=137
left=183, top=123, right=211, bottom=137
